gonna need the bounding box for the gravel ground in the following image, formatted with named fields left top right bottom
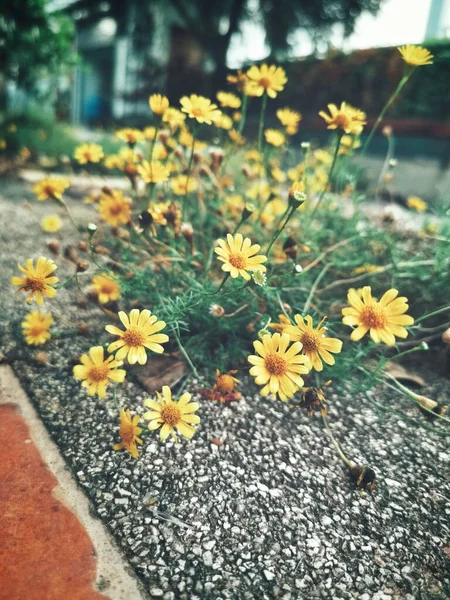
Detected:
left=1, top=179, right=449, bottom=600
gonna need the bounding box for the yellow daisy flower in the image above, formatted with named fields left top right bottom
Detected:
left=319, top=103, right=366, bottom=135
left=227, top=69, right=249, bottom=92
left=398, top=45, right=433, bottom=67
left=268, top=314, right=292, bottom=334
left=21, top=311, right=53, bottom=346
left=104, top=155, right=125, bottom=170
left=74, top=143, right=104, bottom=164
left=215, top=113, right=233, bottom=130
left=245, top=150, right=263, bottom=162
left=41, top=215, right=62, bottom=233
left=113, top=409, right=143, bottom=459
left=216, top=91, right=241, bottom=109
left=276, top=108, right=302, bottom=129
left=143, top=385, right=200, bottom=442
left=180, top=95, right=222, bottom=125
left=214, top=369, right=240, bottom=396
left=137, top=160, right=170, bottom=184
left=342, top=286, right=415, bottom=345
left=264, top=129, right=285, bottom=147
left=214, top=233, right=267, bottom=280
left=11, top=257, right=58, bottom=305
left=228, top=129, right=245, bottom=145
left=91, top=273, right=121, bottom=304
left=170, top=174, right=197, bottom=195
left=33, top=177, right=70, bottom=201
left=98, top=190, right=132, bottom=226
left=148, top=201, right=181, bottom=228
left=73, top=346, right=126, bottom=399
left=149, top=94, right=170, bottom=115
left=116, top=128, right=144, bottom=145
left=338, top=135, right=360, bottom=155
left=407, top=196, right=427, bottom=212
left=246, top=64, right=287, bottom=98
left=285, top=315, right=343, bottom=372
left=162, top=107, right=186, bottom=130
left=105, top=309, right=169, bottom=365
left=248, top=333, right=310, bottom=402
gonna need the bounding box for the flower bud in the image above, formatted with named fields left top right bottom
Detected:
left=301, top=141, right=311, bottom=150
left=76, top=260, right=90, bottom=273
left=442, top=328, right=450, bottom=344
left=78, top=241, right=88, bottom=252
left=252, top=271, right=266, bottom=287
left=209, top=304, right=225, bottom=318
left=242, top=202, right=255, bottom=221
left=47, top=240, right=60, bottom=255
left=87, top=223, right=97, bottom=237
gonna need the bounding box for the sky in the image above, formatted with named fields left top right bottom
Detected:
left=228, top=0, right=433, bottom=67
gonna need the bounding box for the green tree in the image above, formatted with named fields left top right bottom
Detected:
left=0, top=0, right=77, bottom=98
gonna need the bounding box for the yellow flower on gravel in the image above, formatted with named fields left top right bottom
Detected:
left=171, top=174, right=197, bottom=195
left=74, top=143, right=104, bottom=164
left=33, top=177, right=70, bottom=201
left=116, top=128, right=144, bottom=145
left=73, top=346, right=126, bottom=399
left=319, top=103, right=366, bottom=135
left=21, top=311, right=53, bottom=346
left=98, top=190, right=132, bottom=226
left=143, top=385, right=200, bottom=442
left=264, top=129, right=285, bottom=147
left=342, top=286, right=415, bottom=345
left=180, top=94, right=222, bottom=125
left=137, top=160, right=170, bottom=184
left=248, top=332, right=310, bottom=402
left=113, top=409, right=143, bottom=459
left=41, top=214, right=62, bottom=233
left=149, top=94, right=170, bottom=115
left=246, top=64, right=287, bottom=98
left=91, top=273, right=121, bottom=304
left=277, top=108, right=302, bottom=130
left=398, top=45, right=433, bottom=67
left=407, top=196, right=427, bottom=212
left=285, top=315, right=342, bottom=372
left=216, top=91, right=241, bottom=109
left=11, top=257, right=58, bottom=305
left=106, top=309, right=169, bottom=365
left=162, top=107, right=186, bottom=130
left=214, top=233, right=267, bottom=280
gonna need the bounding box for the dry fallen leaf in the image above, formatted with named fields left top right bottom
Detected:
left=384, top=361, right=425, bottom=387
left=135, top=353, right=189, bottom=393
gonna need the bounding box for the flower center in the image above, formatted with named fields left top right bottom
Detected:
left=88, top=364, right=110, bottom=382
left=334, top=113, right=350, bottom=129
left=160, top=404, right=181, bottom=426
left=44, top=186, right=57, bottom=197
left=360, top=304, right=386, bottom=329
left=265, top=353, right=287, bottom=376
left=100, top=281, right=117, bottom=294
left=216, top=374, right=235, bottom=394
left=123, top=327, right=146, bottom=347
left=228, top=252, right=247, bottom=270
left=259, top=77, right=271, bottom=89
left=109, top=202, right=125, bottom=215
left=30, top=324, right=46, bottom=337
left=23, top=276, right=46, bottom=292
left=300, top=331, right=320, bottom=353
left=192, top=107, right=204, bottom=118
left=120, top=423, right=135, bottom=443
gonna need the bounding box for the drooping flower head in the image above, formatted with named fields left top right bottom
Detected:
left=248, top=333, right=310, bottom=402
left=98, top=190, right=132, bottom=226
left=33, top=177, right=70, bottom=201
left=214, top=233, right=267, bottom=280
left=74, top=143, right=104, bottom=164
left=143, top=386, right=200, bottom=442
left=149, top=94, right=170, bottom=115
left=398, top=45, right=433, bottom=67
left=180, top=95, right=222, bottom=125
left=11, top=257, right=58, bottom=305
left=319, top=103, right=366, bottom=135
left=21, top=311, right=53, bottom=346
left=246, top=64, right=287, bottom=98
left=342, top=286, right=414, bottom=345
left=113, top=409, right=143, bottom=458
left=285, top=315, right=343, bottom=372
left=91, top=273, right=121, bottom=304
left=73, top=346, right=126, bottom=398
left=106, top=309, right=169, bottom=365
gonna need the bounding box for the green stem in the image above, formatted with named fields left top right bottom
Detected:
left=415, top=304, right=450, bottom=325
left=57, top=198, right=79, bottom=231
left=208, top=273, right=230, bottom=295
left=322, top=414, right=354, bottom=469
left=238, top=93, right=249, bottom=135
left=303, top=263, right=331, bottom=313
left=265, top=205, right=296, bottom=258
left=173, top=327, right=200, bottom=380
left=149, top=121, right=160, bottom=160
left=257, top=93, right=268, bottom=153
left=309, top=132, right=342, bottom=218
left=362, top=71, right=413, bottom=154
left=182, top=128, right=198, bottom=222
